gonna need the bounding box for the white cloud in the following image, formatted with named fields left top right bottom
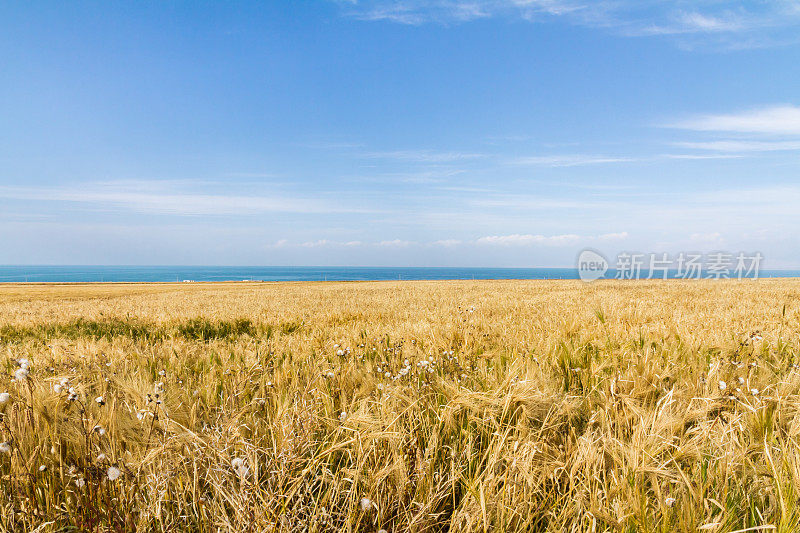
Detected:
left=678, top=12, right=743, bottom=33
left=668, top=105, right=800, bottom=135
left=634, top=12, right=746, bottom=36
left=0, top=182, right=372, bottom=216
left=377, top=239, right=415, bottom=247
left=432, top=239, right=462, bottom=246
left=661, top=153, right=745, bottom=160
left=512, top=154, right=638, bottom=167
left=598, top=231, right=629, bottom=241
left=361, top=149, right=485, bottom=162
left=675, top=140, right=800, bottom=152
left=338, top=1, right=800, bottom=49
left=476, top=233, right=581, bottom=246
left=689, top=232, right=723, bottom=243
left=301, top=239, right=334, bottom=247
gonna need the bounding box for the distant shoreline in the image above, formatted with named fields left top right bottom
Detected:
left=2, top=265, right=800, bottom=283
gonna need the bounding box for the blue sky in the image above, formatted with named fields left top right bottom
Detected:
left=2, top=1, right=800, bottom=267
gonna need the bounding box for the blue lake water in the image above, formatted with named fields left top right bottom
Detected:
left=0, top=265, right=798, bottom=283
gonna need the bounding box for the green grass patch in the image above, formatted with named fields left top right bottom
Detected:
left=0, top=317, right=261, bottom=343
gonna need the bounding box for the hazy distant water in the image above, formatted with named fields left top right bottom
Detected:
left=0, top=266, right=799, bottom=283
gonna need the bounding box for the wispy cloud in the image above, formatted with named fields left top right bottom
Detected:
left=269, top=233, right=629, bottom=249
left=598, top=231, right=629, bottom=241
left=661, top=153, right=745, bottom=160
left=474, top=232, right=631, bottom=246
left=476, top=233, right=581, bottom=246
left=668, top=105, right=800, bottom=135
left=337, top=1, right=800, bottom=48
left=512, top=154, right=638, bottom=167
left=631, top=11, right=747, bottom=37
left=665, top=105, right=800, bottom=156
left=432, top=238, right=462, bottom=246
left=675, top=140, right=800, bottom=153
left=349, top=1, right=492, bottom=24
left=377, top=239, right=416, bottom=247
left=0, top=181, right=373, bottom=216
left=689, top=231, right=723, bottom=244
left=361, top=149, right=485, bottom=162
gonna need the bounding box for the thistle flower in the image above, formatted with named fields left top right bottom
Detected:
left=339, top=411, right=347, bottom=421
left=75, top=477, right=85, bottom=488
left=718, top=381, right=727, bottom=391
left=97, top=453, right=107, bottom=462
left=14, top=368, right=29, bottom=381
left=0, top=442, right=10, bottom=454
left=0, top=393, right=10, bottom=405
left=665, top=497, right=676, bottom=508
left=107, top=466, right=122, bottom=481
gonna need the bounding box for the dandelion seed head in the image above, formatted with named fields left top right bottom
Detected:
left=665, top=497, right=676, bottom=507
left=718, top=381, right=727, bottom=391
left=360, top=497, right=373, bottom=511
left=75, top=477, right=85, bottom=488
left=14, top=368, right=29, bottom=381
left=0, top=442, right=10, bottom=454
left=0, top=393, right=10, bottom=405
left=107, top=466, right=122, bottom=481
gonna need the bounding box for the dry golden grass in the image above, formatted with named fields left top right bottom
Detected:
left=0, top=279, right=799, bottom=532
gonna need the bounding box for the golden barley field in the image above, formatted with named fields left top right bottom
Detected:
left=1, top=279, right=800, bottom=532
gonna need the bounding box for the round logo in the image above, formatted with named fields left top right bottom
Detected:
left=576, top=249, right=608, bottom=282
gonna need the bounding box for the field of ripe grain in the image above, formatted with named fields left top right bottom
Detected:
left=1, top=280, right=799, bottom=532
